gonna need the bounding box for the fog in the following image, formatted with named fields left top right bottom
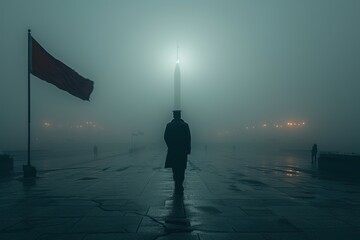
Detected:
left=1, top=0, right=360, bottom=152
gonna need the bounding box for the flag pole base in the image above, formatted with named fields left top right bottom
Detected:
left=23, top=165, right=37, bottom=178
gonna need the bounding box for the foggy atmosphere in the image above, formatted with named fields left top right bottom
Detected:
left=1, top=1, right=360, bottom=240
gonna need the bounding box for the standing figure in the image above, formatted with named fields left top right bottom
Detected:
left=311, top=144, right=318, bottom=162
left=93, top=145, right=98, bottom=159
left=164, top=110, right=191, bottom=195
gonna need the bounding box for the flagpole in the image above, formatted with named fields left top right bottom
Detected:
left=24, top=29, right=36, bottom=178
left=27, top=29, right=31, bottom=166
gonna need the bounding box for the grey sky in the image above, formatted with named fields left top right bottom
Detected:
left=1, top=0, right=360, bottom=152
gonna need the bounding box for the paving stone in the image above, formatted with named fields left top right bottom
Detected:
left=0, top=218, right=23, bottom=231
left=83, top=233, right=156, bottom=240
left=3, top=217, right=80, bottom=234
left=0, top=232, right=41, bottom=240
left=69, top=216, right=142, bottom=233
left=262, top=232, right=309, bottom=240
left=243, top=209, right=276, bottom=216
left=157, top=233, right=199, bottom=240
left=199, top=233, right=265, bottom=240
left=37, top=233, right=86, bottom=240
left=303, top=229, right=360, bottom=240
left=230, top=217, right=300, bottom=233
left=190, top=217, right=235, bottom=232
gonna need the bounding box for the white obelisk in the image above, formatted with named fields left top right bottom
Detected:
left=174, top=44, right=181, bottom=110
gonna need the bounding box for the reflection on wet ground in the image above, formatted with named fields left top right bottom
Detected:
left=164, top=195, right=192, bottom=234
left=0, top=147, right=360, bottom=239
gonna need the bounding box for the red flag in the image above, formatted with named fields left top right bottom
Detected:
left=31, top=37, right=94, bottom=100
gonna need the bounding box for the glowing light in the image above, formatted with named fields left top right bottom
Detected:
left=243, top=120, right=306, bottom=131
left=286, top=121, right=306, bottom=128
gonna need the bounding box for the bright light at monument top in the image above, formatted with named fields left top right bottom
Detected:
left=174, top=44, right=181, bottom=110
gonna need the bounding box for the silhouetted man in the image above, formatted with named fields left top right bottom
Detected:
left=312, top=144, right=318, bottom=162
left=164, top=110, right=191, bottom=195
left=93, top=145, right=98, bottom=159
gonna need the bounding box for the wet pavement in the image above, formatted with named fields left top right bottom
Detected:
left=1, top=146, right=360, bottom=240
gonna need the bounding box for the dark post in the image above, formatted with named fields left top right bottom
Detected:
left=24, top=29, right=36, bottom=178
left=27, top=29, right=31, bottom=166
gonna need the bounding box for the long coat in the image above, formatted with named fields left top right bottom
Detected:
left=164, top=119, right=191, bottom=169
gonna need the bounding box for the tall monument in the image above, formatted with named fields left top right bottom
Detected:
left=174, top=44, right=181, bottom=110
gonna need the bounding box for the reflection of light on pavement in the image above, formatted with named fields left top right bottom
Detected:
left=285, top=168, right=300, bottom=177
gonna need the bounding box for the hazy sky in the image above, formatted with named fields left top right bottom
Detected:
left=1, top=0, right=360, bottom=151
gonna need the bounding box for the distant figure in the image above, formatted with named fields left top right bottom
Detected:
left=164, top=110, right=191, bottom=195
left=93, top=145, right=98, bottom=159
left=312, top=144, right=318, bottom=162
